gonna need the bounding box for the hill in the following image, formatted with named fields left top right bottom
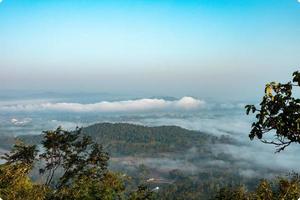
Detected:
left=16, top=122, right=231, bottom=156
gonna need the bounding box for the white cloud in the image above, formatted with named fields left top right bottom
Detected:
left=175, top=96, right=203, bottom=109
left=0, top=97, right=205, bottom=113
left=10, top=118, right=32, bottom=126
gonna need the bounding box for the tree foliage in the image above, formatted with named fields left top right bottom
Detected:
left=39, top=126, right=109, bottom=188
left=246, top=71, right=300, bottom=152
left=214, top=174, right=300, bottom=200
left=128, top=185, right=157, bottom=200
left=0, top=142, right=47, bottom=200
left=0, top=127, right=155, bottom=200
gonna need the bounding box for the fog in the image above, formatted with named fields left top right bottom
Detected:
left=0, top=97, right=205, bottom=112
left=0, top=94, right=299, bottom=179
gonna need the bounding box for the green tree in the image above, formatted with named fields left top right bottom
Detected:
left=214, top=185, right=249, bottom=200
left=245, top=71, right=300, bottom=152
left=128, top=185, right=157, bottom=200
left=276, top=174, right=300, bottom=200
left=52, top=172, right=126, bottom=200
left=0, top=142, right=47, bottom=200
left=0, top=127, right=156, bottom=200
left=39, top=126, right=109, bottom=187
left=38, top=126, right=125, bottom=199
left=214, top=176, right=300, bottom=200
left=215, top=70, right=300, bottom=200
left=253, top=179, right=273, bottom=200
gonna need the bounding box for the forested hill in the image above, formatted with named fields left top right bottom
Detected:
left=1, top=123, right=267, bottom=199
left=16, top=123, right=232, bottom=156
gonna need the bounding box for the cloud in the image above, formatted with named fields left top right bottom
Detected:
left=10, top=118, right=32, bottom=126
left=175, top=96, right=204, bottom=109
left=219, top=103, right=246, bottom=109
left=0, top=97, right=205, bottom=113
left=130, top=112, right=300, bottom=174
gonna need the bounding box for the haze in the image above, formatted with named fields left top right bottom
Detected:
left=0, top=0, right=300, bottom=100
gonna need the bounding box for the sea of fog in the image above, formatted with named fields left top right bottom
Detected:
left=1, top=92, right=300, bottom=177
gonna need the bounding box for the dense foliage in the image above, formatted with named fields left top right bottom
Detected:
left=17, top=123, right=229, bottom=157
left=246, top=71, right=300, bottom=152
left=214, top=174, right=300, bottom=200
left=1, top=111, right=299, bottom=200
left=0, top=123, right=254, bottom=199
left=211, top=70, right=300, bottom=199
left=0, top=127, right=155, bottom=200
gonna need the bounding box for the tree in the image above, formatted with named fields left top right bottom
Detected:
left=253, top=179, right=273, bottom=200
left=128, top=185, right=157, bottom=200
left=51, top=171, right=126, bottom=200
left=0, top=142, right=47, bottom=200
left=245, top=71, right=300, bottom=152
left=0, top=126, right=156, bottom=200
left=214, top=175, right=300, bottom=200
left=37, top=126, right=127, bottom=200
left=39, top=126, right=109, bottom=189
left=214, top=185, right=249, bottom=200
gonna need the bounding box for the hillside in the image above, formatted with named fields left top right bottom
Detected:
left=16, top=123, right=231, bottom=156
left=0, top=123, right=278, bottom=199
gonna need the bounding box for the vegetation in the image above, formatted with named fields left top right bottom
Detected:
left=16, top=123, right=231, bottom=157
left=245, top=71, right=300, bottom=152
left=0, top=123, right=252, bottom=199
left=0, top=127, right=155, bottom=200
left=215, top=71, right=300, bottom=199
left=214, top=174, right=300, bottom=200
left=3, top=70, right=300, bottom=200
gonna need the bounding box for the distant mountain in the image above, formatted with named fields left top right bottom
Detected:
left=0, top=135, right=18, bottom=150
left=149, top=96, right=178, bottom=101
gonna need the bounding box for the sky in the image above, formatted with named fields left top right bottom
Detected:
left=0, top=0, right=300, bottom=101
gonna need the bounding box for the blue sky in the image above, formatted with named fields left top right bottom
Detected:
left=0, top=0, right=300, bottom=100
